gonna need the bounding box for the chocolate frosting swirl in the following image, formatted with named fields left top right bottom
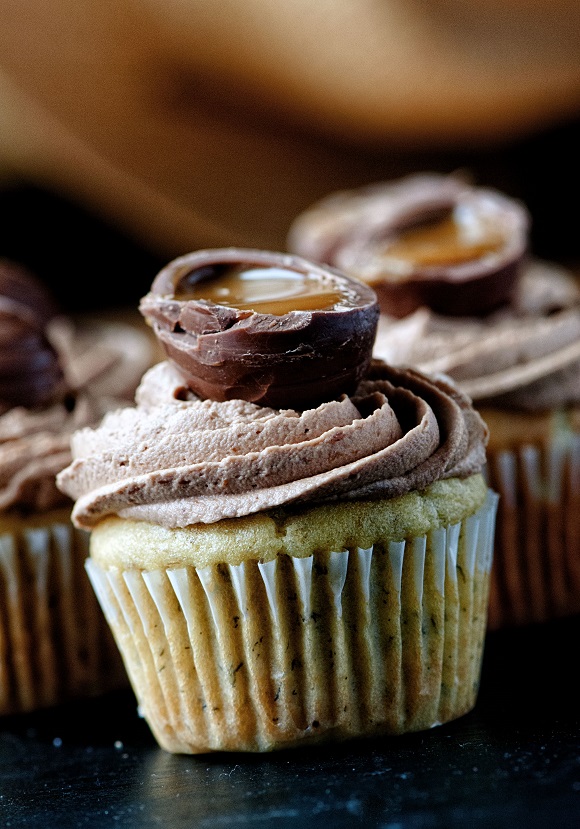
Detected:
left=56, top=358, right=488, bottom=530
left=374, top=260, right=580, bottom=411
left=0, top=302, right=156, bottom=515
left=0, top=395, right=108, bottom=513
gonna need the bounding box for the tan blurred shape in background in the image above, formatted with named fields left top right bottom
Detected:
left=0, top=0, right=579, bottom=258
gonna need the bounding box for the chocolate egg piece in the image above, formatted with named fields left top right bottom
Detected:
left=287, top=173, right=531, bottom=318
left=139, top=248, right=380, bottom=409
left=0, top=259, right=65, bottom=412
left=0, top=258, right=61, bottom=325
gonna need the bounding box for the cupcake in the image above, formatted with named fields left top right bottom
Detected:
left=287, top=173, right=580, bottom=630
left=56, top=248, right=497, bottom=754
left=0, top=258, right=157, bottom=715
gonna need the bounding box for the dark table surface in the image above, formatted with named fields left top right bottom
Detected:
left=1, top=614, right=579, bottom=829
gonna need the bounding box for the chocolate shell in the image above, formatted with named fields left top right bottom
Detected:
left=0, top=258, right=60, bottom=326
left=139, top=248, right=380, bottom=410
left=0, top=259, right=65, bottom=412
left=287, top=173, right=531, bottom=318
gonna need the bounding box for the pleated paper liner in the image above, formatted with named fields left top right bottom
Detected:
left=486, top=424, right=580, bottom=630
left=86, top=491, right=498, bottom=754
left=0, top=508, right=128, bottom=715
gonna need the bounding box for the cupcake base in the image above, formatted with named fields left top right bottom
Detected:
left=86, top=483, right=498, bottom=754
left=482, top=407, right=580, bottom=630
left=0, top=508, right=128, bottom=715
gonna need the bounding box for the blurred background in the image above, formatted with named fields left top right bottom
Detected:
left=0, top=0, right=579, bottom=313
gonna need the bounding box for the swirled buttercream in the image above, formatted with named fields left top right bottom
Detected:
left=57, top=358, right=488, bottom=530
left=373, top=260, right=580, bottom=410
left=0, top=315, right=156, bottom=514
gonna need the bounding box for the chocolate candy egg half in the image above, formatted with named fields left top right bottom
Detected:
left=139, top=248, right=379, bottom=409
left=0, top=258, right=65, bottom=412
left=287, top=173, right=531, bottom=319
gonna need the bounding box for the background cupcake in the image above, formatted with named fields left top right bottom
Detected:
left=287, top=173, right=580, bottom=630
left=56, top=248, right=497, bottom=754
left=0, top=258, right=157, bottom=714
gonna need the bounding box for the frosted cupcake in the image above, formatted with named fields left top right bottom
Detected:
left=0, top=258, right=156, bottom=714
left=57, top=248, right=497, bottom=754
left=287, top=173, right=580, bottom=630
left=374, top=261, right=580, bottom=630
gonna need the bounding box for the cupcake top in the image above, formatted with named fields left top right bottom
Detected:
left=287, top=172, right=580, bottom=413
left=374, top=257, right=580, bottom=412
left=56, top=357, right=487, bottom=530
left=57, top=246, right=488, bottom=531
left=287, top=172, right=530, bottom=318
left=0, top=260, right=157, bottom=514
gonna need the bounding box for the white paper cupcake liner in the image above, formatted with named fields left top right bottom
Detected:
left=486, top=432, right=580, bottom=629
left=86, top=490, right=498, bottom=753
left=0, top=519, right=127, bottom=715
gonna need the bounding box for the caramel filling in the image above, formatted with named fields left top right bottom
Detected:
left=175, top=264, right=344, bottom=314
left=369, top=212, right=506, bottom=282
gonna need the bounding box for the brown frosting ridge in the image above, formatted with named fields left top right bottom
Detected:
left=0, top=395, right=107, bottom=513
left=0, top=316, right=156, bottom=515
left=57, top=358, right=488, bottom=530
left=374, top=260, right=580, bottom=411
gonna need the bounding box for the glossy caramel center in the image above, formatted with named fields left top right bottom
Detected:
left=370, top=210, right=506, bottom=282
left=175, top=264, right=344, bottom=315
